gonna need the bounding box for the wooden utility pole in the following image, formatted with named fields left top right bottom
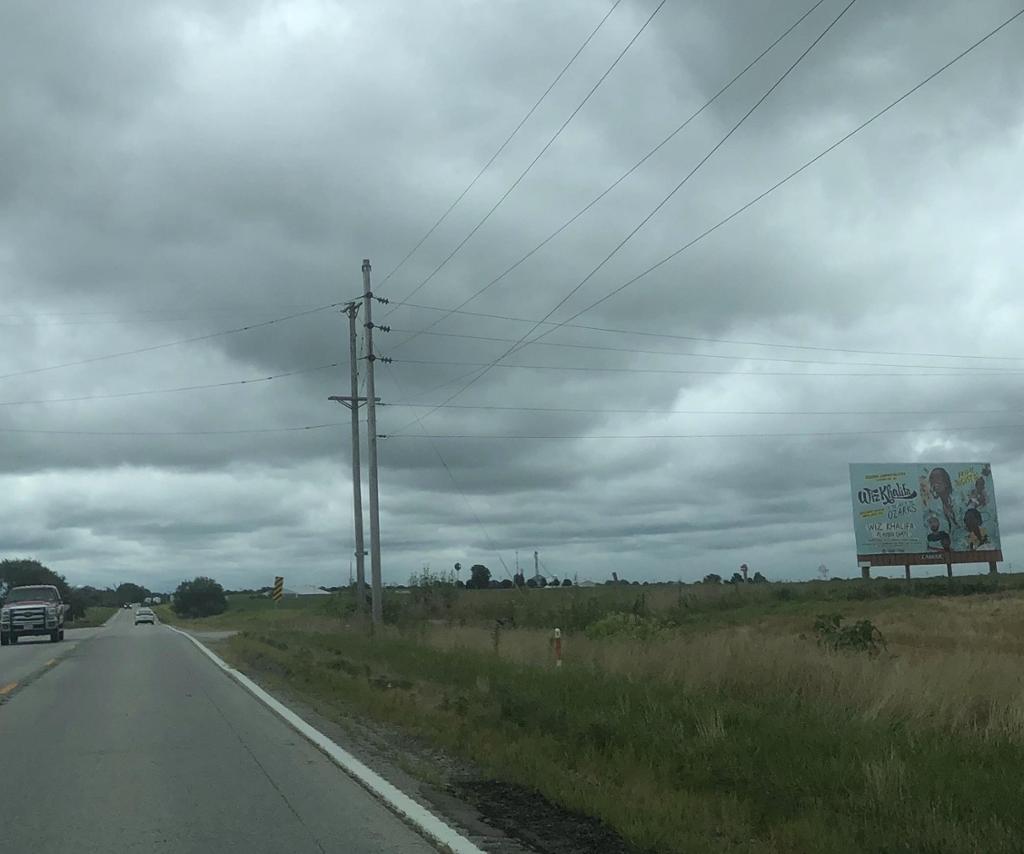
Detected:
left=362, top=259, right=384, bottom=625
left=328, top=301, right=368, bottom=613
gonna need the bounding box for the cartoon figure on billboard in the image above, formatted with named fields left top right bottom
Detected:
left=967, top=477, right=988, bottom=510
left=926, top=515, right=951, bottom=552
left=964, top=507, right=991, bottom=550
left=918, top=474, right=931, bottom=510
left=929, top=467, right=958, bottom=530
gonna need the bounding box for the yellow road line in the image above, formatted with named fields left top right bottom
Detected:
left=45, top=658, right=57, bottom=667
left=0, top=682, right=17, bottom=696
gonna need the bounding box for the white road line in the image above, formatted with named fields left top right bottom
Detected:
left=166, top=625, right=485, bottom=854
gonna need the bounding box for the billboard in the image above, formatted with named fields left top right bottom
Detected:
left=849, top=463, right=1002, bottom=566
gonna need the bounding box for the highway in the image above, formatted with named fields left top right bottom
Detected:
left=0, top=608, right=438, bottom=853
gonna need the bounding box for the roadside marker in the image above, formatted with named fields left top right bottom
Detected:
left=0, top=682, right=17, bottom=696
left=272, top=576, right=284, bottom=603
left=44, top=658, right=57, bottom=667
left=553, top=628, right=563, bottom=667
left=167, top=626, right=486, bottom=854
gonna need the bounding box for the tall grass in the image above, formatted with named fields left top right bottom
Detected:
left=182, top=578, right=1024, bottom=852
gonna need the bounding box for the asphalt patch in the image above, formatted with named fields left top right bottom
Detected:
left=452, top=779, right=636, bottom=854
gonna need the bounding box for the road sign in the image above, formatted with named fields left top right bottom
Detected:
left=272, top=576, right=284, bottom=602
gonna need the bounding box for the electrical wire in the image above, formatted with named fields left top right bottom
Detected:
left=381, top=363, right=513, bottom=579
left=377, top=0, right=624, bottom=290
left=0, top=423, right=342, bottom=437
left=386, top=326, right=1024, bottom=373
left=0, top=303, right=342, bottom=383
left=386, top=0, right=667, bottom=311
left=383, top=299, right=1024, bottom=363
left=384, top=402, right=1024, bottom=417
left=391, top=358, right=1011, bottom=378
left=389, top=3, right=1024, bottom=434
left=389, top=1, right=858, bottom=434
left=388, top=0, right=830, bottom=351
left=0, top=363, right=340, bottom=407
left=384, top=422, right=1024, bottom=441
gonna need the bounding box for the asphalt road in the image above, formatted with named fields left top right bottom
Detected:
left=0, top=622, right=103, bottom=693
left=0, top=608, right=437, bottom=853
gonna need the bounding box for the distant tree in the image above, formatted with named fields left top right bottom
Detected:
left=753, top=571, right=768, bottom=584
left=701, top=573, right=722, bottom=584
left=454, top=579, right=466, bottom=589
left=469, top=564, right=491, bottom=588
left=116, top=582, right=150, bottom=606
left=0, top=558, right=84, bottom=619
left=526, top=578, right=538, bottom=588
left=537, top=576, right=548, bottom=588
left=172, top=576, right=227, bottom=618
left=550, top=578, right=560, bottom=587
left=500, top=579, right=514, bottom=589
left=729, top=572, right=744, bottom=585
left=561, top=578, right=573, bottom=587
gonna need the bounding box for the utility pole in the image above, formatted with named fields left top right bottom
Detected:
left=534, top=550, right=539, bottom=579
left=328, top=302, right=368, bottom=613
left=362, top=259, right=384, bottom=625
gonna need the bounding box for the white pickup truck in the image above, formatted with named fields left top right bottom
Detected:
left=0, top=585, right=68, bottom=645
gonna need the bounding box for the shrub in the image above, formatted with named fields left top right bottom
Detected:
left=585, top=612, right=666, bottom=642
left=172, top=576, right=227, bottom=618
left=813, top=613, right=886, bottom=657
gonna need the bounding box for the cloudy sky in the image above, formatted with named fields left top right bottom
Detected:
left=2, top=0, right=1023, bottom=591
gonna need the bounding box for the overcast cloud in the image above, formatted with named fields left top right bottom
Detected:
left=2, top=0, right=1023, bottom=590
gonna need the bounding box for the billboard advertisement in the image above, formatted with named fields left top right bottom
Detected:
left=849, top=463, right=1002, bottom=566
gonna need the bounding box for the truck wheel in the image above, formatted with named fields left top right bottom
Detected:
left=9, top=634, right=17, bottom=644
left=59, top=630, right=65, bottom=641
left=50, top=630, right=61, bottom=643
left=0, top=633, right=8, bottom=646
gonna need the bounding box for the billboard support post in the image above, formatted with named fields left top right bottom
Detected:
left=946, top=562, right=953, bottom=579
left=989, top=561, right=998, bottom=575
left=904, top=564, right=911, bottom=581
left=859, top=562, right=871, bottom=580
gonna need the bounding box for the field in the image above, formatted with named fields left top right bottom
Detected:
left=163, top=575, right=1024, bottom=853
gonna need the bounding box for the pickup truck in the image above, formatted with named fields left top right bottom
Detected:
left=0, top=585, right=67, bottom=645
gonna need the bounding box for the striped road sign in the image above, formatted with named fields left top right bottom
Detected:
left=272, top=576, right=284, bottom=602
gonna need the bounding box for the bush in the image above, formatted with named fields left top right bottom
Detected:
left=813, top=613, right=886, bottom=657
left=172, top=576, right=227, bottom=618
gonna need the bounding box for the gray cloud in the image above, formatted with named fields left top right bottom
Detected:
left=2, top=0, right=1023, bottom=590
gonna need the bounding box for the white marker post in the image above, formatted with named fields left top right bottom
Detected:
left=553, top=628, right=562, bottom=668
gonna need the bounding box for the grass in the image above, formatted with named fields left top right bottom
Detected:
left=66, top=606, right=118, bottom=628
left=163, top=576, right=1024, bottom=853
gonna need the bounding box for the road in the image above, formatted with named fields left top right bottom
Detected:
left=0, top=608, right=437, bottom=853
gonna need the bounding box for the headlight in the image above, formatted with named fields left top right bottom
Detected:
left=0, top=609, right=9, bottom=623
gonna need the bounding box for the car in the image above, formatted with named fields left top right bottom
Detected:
left=1, top=585, right=67, bottom=645
left=134, top=608, right=156, bottom=626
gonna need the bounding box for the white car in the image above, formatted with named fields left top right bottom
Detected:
left=134, top=608, right=156, bottom=625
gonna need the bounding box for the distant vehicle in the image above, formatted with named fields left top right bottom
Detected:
left=134, top=608, right=156, bottom=626
left=1, top=585, right=67, bottom=645
left=122, top=603, right=131, bottom=609
left=143, top=597, right=153, bottom=605
left=152, top=596, right=162, bottom=605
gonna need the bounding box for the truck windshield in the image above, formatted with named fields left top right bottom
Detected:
left=5, top=587, right=57, bottom=603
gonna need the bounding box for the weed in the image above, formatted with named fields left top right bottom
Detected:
left=813, top=614, right=887, bottom=656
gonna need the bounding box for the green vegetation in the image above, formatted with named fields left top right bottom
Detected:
left=172, top=576, right=227, bottom=618
left=177, top=574, right=1024, bottom=853
left=66, top=606, right=118, bottom=628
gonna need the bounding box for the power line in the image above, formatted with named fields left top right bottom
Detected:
left=0, top=423, right=342, bottom=437
left=384, top=299, right=1024, bottom=364
left=389, top=1, right=858, bottom=434
left=0, top=303, right=341, bottom=383
left=540, top=3, right=1024, bottom=333
left=391, top=358, right=1009, bottom=378
left=386, top=0, right=667, bottom=311
left=384, top=422, right=1024, bottom=441
left=388, top=0, right=830, bottom=351
left=381, top=363, right=513, bottom=579
left=377, top=0, right=624, bottom=290
left=0, top=362, right=339, bottom=407
left=386, top=326, right=1024, bottom=373
left=385, top=402, right=1024, bottom=418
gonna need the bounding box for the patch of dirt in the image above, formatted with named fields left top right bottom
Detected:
left=452, top=779, right=636, bottom=854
